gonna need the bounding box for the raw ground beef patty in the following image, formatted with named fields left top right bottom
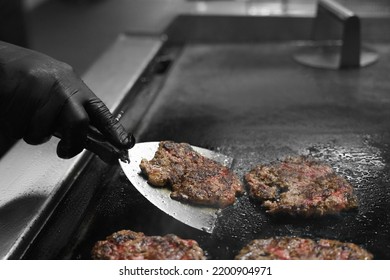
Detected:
left=244, top=156, right=358, bottom=217
left=235, top=236, right=373, bottom=260
left=91, top=230, right=206, bottom=260
left=139, top=141, right=244, bottom=208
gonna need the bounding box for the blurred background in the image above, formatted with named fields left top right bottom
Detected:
left=2, top=0, right=388, bottom=75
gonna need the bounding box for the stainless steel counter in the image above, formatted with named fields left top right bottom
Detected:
left=0, top=35, right=163, bottom=259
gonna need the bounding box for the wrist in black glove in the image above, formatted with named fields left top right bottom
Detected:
left=0, top=41, right=132, bottom=159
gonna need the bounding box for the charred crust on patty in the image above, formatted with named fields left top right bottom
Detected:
left=92, top=230, right=206, bottom=260
left=235, top=236, right=373, bottom=260
left=139, top=141, right=244, bottom=208
left=244, top=156, right=358, bottom=217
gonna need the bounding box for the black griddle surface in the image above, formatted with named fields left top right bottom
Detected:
left=48, top=42, right=390, bottom=260
left=133, top=42, right=390, bottom=259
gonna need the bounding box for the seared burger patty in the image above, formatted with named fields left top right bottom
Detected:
left=92, top=230, right=206, bottom=260
left=245, top=156, right=358, bottom=217
left=140, top=141, right=243, bottom=208
left=235, top=237, right=373, bottom=260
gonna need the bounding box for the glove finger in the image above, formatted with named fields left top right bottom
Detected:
left=56, top=98, right=89, bottom=159
left=85, top=97, right=133, bottom=149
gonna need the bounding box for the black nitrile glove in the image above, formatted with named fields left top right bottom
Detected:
left=0, top=41, right=133, bottom=159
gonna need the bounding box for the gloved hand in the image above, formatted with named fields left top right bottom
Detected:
left=0, top=41, right=133, bottom=159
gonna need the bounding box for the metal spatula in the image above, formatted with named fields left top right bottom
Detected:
left=65, top=124, right=233, bottom=233
left=119, top=142, right=234, bottom=233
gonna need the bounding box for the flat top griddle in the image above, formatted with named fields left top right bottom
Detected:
left=39, top=41, right=389, bottom=260
left=21, top=21, right=390, bottom=259
left=132, top=42, right=390, bottom=258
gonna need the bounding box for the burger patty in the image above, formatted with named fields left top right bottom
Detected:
left=235, top=237, right=373, bottom=260
left=244, top=156, right=358, bottom=217
left=139, top=141, right=244, bottom=208
left=91, top=230, right=206, bottom=260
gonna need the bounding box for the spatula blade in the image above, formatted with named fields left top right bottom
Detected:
left=119, top=142, right=233, bottom=233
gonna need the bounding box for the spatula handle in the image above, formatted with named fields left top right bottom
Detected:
left=54, top=126, right=135, bottom=164
left=85, top=126, right=134, bottom=164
